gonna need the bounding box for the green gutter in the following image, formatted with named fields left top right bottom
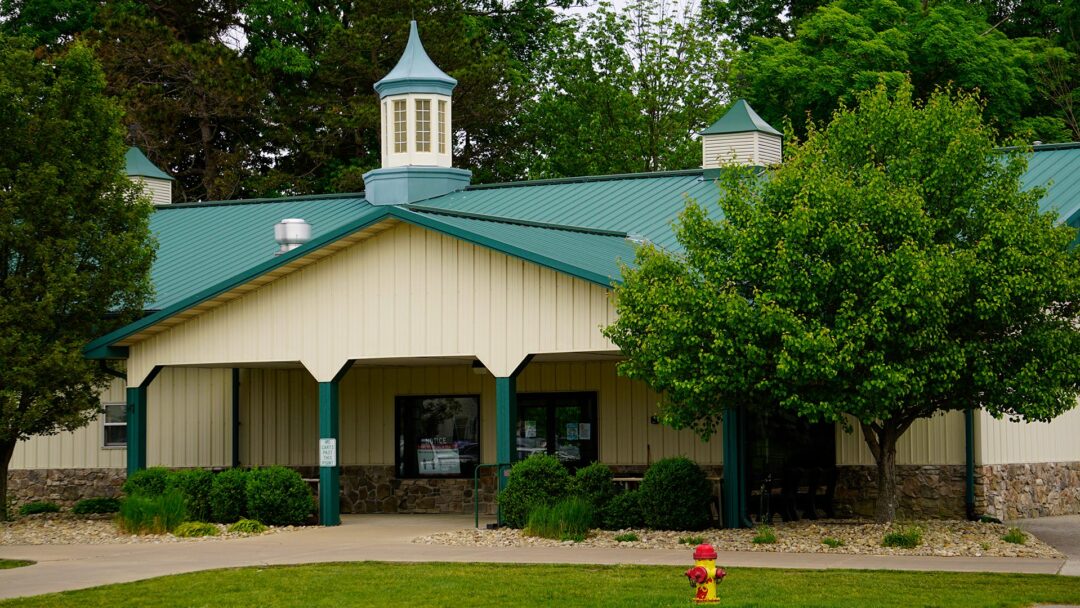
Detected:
left=404, top=205, right=629, bottom=238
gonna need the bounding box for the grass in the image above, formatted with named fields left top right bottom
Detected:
left=0, top=560, right=33, bottom=570
left=524, top=498, right=593, bottom=542
left=116, top=490, right=187, bottom=535
left=678, top=535, right=705, bottom=545
left=821, top=537, right=844, bottom=548
left=1002, top=527, right=1027, bottom=545
left=752, top=525, right=777, bottom=545
left=613, top=532, right=639, bottom=542
left=881, top=526, right=922, bottom=549
left=0, top=563, right=1078, bottom=607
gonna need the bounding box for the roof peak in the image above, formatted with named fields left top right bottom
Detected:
left=701, top=99, right=781, bottom=136
left=374, top=20, right=457, bottom=98
left=125, top=147, right=173, bottom=181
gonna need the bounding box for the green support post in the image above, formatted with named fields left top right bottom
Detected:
left=495, top=375, right=517, bottom=491
left=722, top=407, right=747, bottom=528
left=126, top=386, right=147, bottom=475
left=318, top=381, right=341, bottom=526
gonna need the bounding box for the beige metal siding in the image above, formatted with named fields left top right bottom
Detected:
left=10, top=368, right=232, bottom=469
left=835, top=410, right=966, bottom=466
left=757, top=133, right=782, bottom=164
left=977, top=406, right=1080, bottom=465
left=128, top=222, right=619, bottom=384
left=238, top=361, right=721, bottom=467
left=703, top=133, right=756, bottom=168
left=137, top=177, right=172, bottom=205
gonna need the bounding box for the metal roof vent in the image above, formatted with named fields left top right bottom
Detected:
left=274, top=218, right=311, bottom=255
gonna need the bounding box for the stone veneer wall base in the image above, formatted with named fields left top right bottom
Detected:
left=6, top=468, right=126, bottom=508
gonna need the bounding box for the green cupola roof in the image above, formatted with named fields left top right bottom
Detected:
left=701, top=99, right=781, bottom=136
left=125, top=147, right=173, bottom=181
left=374, top=21, right=457, bottom=98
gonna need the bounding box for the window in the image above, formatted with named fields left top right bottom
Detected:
left=393, top=99, right=407, bottom=153
left=438, top=100, right=447, bottom=154
left=396, top=395, right=480, bottom=478
left=103, top=403, right=126, bottom=447
left=416, top=99, right=431, bottom=152
left=517, top=392, right=597, bottom=470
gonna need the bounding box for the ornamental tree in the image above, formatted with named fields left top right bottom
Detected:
left=604, top=84, right=1080, bottom=522
left=0, top=36, right=156, bottom=519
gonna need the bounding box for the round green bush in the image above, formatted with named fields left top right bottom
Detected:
left=18, top=501, right=60, bottom=516
left=245, top=467, right=314, bottom=526
left=228, top=518, right=267, bottom=534
left=210, top=468, right=249, bottom=523
left=497, top=454, right=571, bottom=529
left=122, top=467, right=170, bottom=497
left=174, top=521, right=219, bottom=538
left=165, top=469, right=214, bottom=522
left=639, top=457, right=712, bottom=531
left=571, top=462, right=616, bottom=527
left=600, top=489, right=644, bottom=530
left=72, top=497, right=121, bottom=515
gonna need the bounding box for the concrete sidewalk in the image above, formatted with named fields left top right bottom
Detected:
left=0, top=514, right=1069, bottom=601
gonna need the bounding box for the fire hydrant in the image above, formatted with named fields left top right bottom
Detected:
left=684, top=543, right=725, bottom=604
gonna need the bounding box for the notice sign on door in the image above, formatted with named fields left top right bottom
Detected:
left=319, top=438, right=337, bottom=467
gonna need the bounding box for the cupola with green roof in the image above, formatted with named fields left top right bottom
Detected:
left=701, top=99, right=782, bottom=168
left=125, top=146, right=173, bottom=205
left=364, top=21, right=470, bottom=205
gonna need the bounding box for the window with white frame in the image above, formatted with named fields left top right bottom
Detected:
left=416, top=98, right=432, bottom=152
left=393, top=99, right=407, bottom=153
left=103, top=403, right=126, bottom=447
left=437, top=100, right=447, bottom=154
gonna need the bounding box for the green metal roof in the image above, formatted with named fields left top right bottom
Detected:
left=410, top=170, right=727, bottom=252
left=701, top=99, right=781, bottom=136
left=148, top=195, right=369, bottom=309
left=374, top=20, right=457, bottom=97
left=1023, top=143, right=1080, bottom=228
left=125, top=147, right=174, bottom=181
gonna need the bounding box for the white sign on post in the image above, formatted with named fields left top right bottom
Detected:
left=319, top=438, right=337, bottom=467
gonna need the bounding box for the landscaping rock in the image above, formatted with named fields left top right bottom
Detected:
left=0, top=513, right=298, bottom=545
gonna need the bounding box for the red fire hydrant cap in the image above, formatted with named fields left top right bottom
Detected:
left=692, top=544, right=717, bottom=560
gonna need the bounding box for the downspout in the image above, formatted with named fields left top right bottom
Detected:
left=231, top=369, right=241, bottom=468
left=965, top=408, right=976, bottom=520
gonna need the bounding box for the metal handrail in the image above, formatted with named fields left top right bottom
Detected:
left=473, top=463, right=512, bottom=528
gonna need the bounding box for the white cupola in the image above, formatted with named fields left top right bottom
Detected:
left=124, top=146, right=174, bottom=204
left=701, top=99, right=782, bottom=168
left=364, top=21, right=471, bottom=205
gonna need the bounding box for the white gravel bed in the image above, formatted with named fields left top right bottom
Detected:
left=1, top=513, right=299, bottom=545
left=414, top=519, right=1065, bottom=559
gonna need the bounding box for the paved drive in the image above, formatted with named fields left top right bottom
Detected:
left=1016, top=515, right=1080, bottom=577
left=0, top=514, right=1070, bottom=600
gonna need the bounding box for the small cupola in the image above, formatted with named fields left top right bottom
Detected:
left=701, top=99, right=782, bottom=169
left=364, top=21, right=471, bottom=206
left=125, top=147, right=174, bottom=204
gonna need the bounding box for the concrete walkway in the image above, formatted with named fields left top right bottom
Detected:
left=0, top=514, right=1069, bottom=600
left=1015, top=515, right=1080, bottom=577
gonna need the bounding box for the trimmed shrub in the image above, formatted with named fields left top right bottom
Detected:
left=117, top=490, right=187, bottom=534
left=72, top=498, right=121, bottom=515
left=122, top=467, right=171, bottom=497
left=228, top=518, right=267, bottom=534
left=639, top=457, right=712, bottom=531
left=882, top=526, right=923, bottom=549
left=19, top=501, right=60, bottom=516
left=599, top=489, right=644, bottom=530
left=571, top=462, right=616, bottom=525
left=174, top=521, right=219, bottom=538
left=524, top=497, right=593, bottom=542
left=165, top=469, right=214, bottom=522
left=210, top=468, right=249, bottom=523
left=245, top=466, right=314, bottom=526
left=497, top=454, right=571, bottom=529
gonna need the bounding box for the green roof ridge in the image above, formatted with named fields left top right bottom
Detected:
left=405, top=204, right=629, bottom=237
left=374, top=21, right=456, bottom=97
left=701, top=99, right=781, bottom=136
left=125, top=147, right=174, bottom=181
left=158, top=192, right=367, bottom=209
left=467, top=168, right=704, bottom=191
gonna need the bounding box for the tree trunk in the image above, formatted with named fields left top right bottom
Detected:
left=860, top=420, right=902, bottom=523
left=0, top=439, right=14, bottom=521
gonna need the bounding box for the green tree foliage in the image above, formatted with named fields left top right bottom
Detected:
left=0, top=36, right=155, bottom=519
left=604, top=84, right=1080, bottom=522
left=735, top=0, right=1075, bottom=142
left=519, top=0, right=730, bottom=178
left=703, top=0, right=828, bottom=46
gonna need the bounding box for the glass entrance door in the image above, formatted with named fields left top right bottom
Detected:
left=516, top=392, right=597, bottom=470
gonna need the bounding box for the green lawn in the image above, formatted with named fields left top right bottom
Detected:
left=0, top=560, right=32, bottom=570
left=2, top=563, right=1079, bottom=607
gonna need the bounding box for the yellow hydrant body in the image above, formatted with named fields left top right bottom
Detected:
left=684, top=544, right=725, bottom=604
